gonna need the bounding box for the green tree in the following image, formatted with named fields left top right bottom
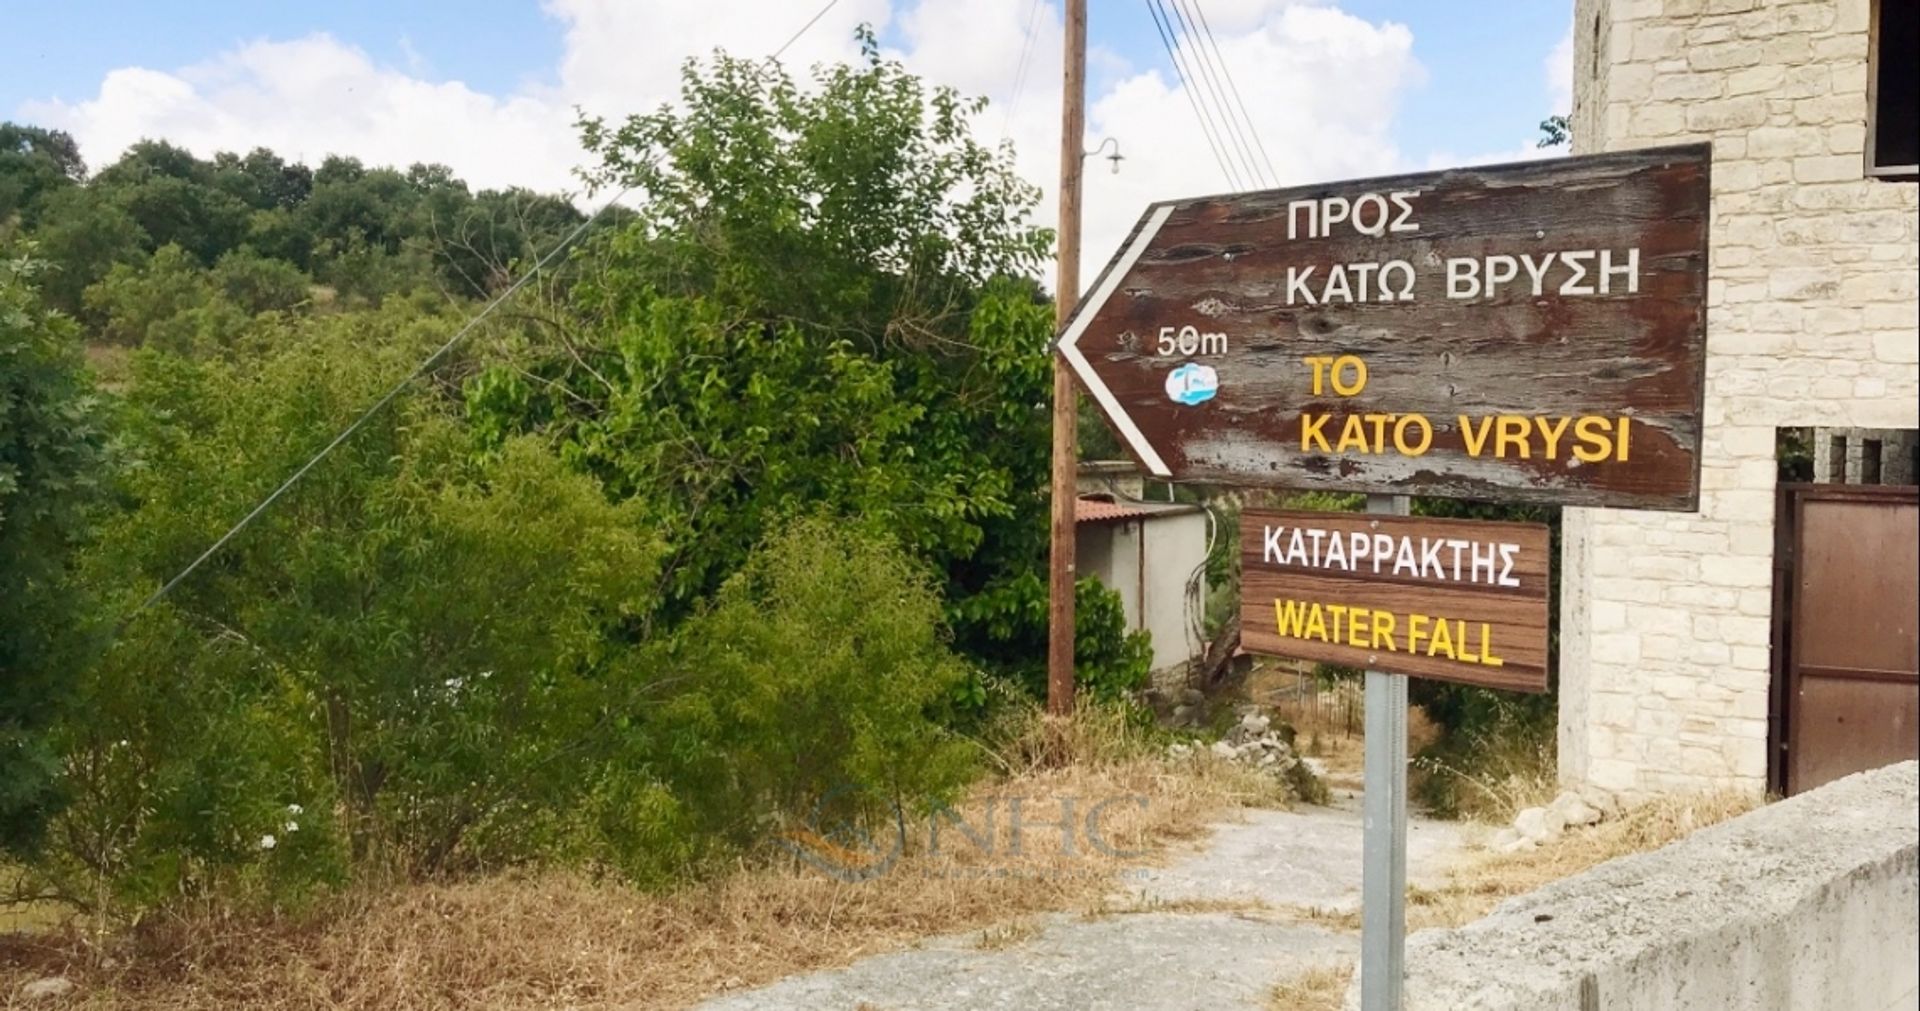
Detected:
left=470, top=36, right=1142, bottom=698
left=53, top=305, right=661, bottom=902
left=619, top=517, right=977, bottom=879
left=15, top=186, right=149, bottom=317
left=82, top=243, right=215, bottom=347
left=0, top=252, right=106, bottom=853
left=210, top=248, right=311, bottom=314
left=1538, top=114, right=1571, bottom=148
left=0, top=123, right=85, bottom=226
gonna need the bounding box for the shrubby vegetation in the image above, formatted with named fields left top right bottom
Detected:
left=0, top=39, right=1149, bottom=917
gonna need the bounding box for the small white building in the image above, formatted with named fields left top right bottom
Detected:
left=1075, top=491, right=1211, bottom=673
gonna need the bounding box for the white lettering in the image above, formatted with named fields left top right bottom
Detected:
left=1389, top=190, right=1420, bottom=232
left=1352, top=193, right=1389, bottom=236
left=1519, top=251, right=1556, bottom=297
left=1348, top=261, right=1379, bottom=301
left=1379, top=260, right=1416, bottom=302
left=1485, top=254, right=1519, bottom=297
left=1320, top=196, right=1351, bottom=233
left=1599, top=247, right=1639, bottom=294
left=1559, top=249, right=1594, bottom=295
left=1321, top=264, right=1353, bottom=304
left=1287, top=265, right=1318, bottom=306
left=1288, top=200, right=1318, bottom=240
left=1446, top=257, right=1480, bottom=299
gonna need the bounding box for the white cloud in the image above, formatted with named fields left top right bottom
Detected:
left=21, top=35, right=581, bottom=196
left=19, top=0, right=1428, bottom=293
left=1546, top=20, right=1573, bottom=117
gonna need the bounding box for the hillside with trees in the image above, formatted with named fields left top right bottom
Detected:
left=2, top=41, right=1158, bottom=923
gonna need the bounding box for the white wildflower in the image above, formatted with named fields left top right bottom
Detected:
left=258, top=834, right=277, bottom=851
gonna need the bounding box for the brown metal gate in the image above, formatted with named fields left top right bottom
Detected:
left=1770, top=484, right=1920, bottom=795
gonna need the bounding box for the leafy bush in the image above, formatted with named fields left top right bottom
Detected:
left=0, top=252, right=106, bottom=854
left=36, top=311, right=659, bottom=909
left=605, top=517, right=977, bottom=882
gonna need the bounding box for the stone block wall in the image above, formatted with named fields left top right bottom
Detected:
left=1562, top=0, right=1920, bottom=796
left=1381, top=763, right=1919, bottom=1010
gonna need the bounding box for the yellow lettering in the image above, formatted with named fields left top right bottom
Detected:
left=1371, top=610, right=1397, bottom=651
left=1275, top=599, right=1307, bottom=638
left=1495, top=415, right=1532, bottom=459
left=1365, top=414, right=1391, bottom=451
left=1335, top=415, right=1371, bottom=453
left=1455, top=620, right=1480, bottom=663
left=1302, top=356, right=1332, bottom=395
left=1534, top=416, right=1572, bottom=459
left=1301, top=413, right=1332, bottom=453
left=1346, top=607, right=1369, bottom=647
left=1460, top=415, right=1496, bottom=457
left=1616, top=416, right=1631, bottom=462
left=1428, top=616, right=1455, bottom=659
left=1407, top=613, right=1429, bottom=653
left=1479, top=624, right=1504, bottom=667
left=1330, top=355, right=1368, bottom=396
left=1573, top=415, right=1614, bottom=463
left=1393, top=414, right=1433, bottom=456
left=1304, top=603, right=1327, bottom=642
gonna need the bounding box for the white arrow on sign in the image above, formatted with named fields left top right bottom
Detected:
left=1054, top=203, right=1176, bottom=478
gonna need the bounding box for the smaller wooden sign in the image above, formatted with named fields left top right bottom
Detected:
left=1239, top=509, right=1551, bottom=692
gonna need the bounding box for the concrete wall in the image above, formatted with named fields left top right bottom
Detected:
left=1385, top=761, right=1919, bottom=1010
left=1561, top=0, right=1920, bottom=796
left=1076, top=511, right=1210, bottom=672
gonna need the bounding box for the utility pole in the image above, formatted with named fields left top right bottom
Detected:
left=1048, top=0, right=1088, bottom=717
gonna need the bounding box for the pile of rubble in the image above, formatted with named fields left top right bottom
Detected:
left=1166, top=710, right=1327, bottom=802
left=1488, top=789, right=1614, bottom=854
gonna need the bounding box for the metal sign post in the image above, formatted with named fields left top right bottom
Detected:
left=1360, top=493, right=1410, bottom=1010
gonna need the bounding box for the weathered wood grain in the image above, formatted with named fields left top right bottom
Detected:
left=1067, top=144, right=1711, bottom=511
left=1238, top=509, right=1552, bottom=692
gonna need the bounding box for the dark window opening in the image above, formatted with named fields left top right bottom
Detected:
left=1869, top=0, right=1918, bottom=179
left=1830, top=435, right=1849, bottom=483
left=1864, top=439, right=1885, bottom=484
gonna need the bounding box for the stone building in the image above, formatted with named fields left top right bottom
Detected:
left=1560, top=0, right=1918, bottom=796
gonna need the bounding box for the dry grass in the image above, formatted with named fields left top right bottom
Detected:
left=1413, top=731, right=1559, bottom=825
left=1406, top=790, right=1763, bottom=931
left=1266, top=962, right=1351, bottom=1011
left=0, top=705, right=1289, bottom=1010
left=972, top=918, right=1041, bottom=951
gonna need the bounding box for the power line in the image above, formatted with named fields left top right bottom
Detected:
left=1168, top=0, right=1265, bottom=187
left=133, top=0, right=847, bottom=620
left=1000, top=0, right=1047, bottom=140
left=1189, top=0, right=1279, bottom=186
left=131, top=192, right=626, bottom=618
left=773, top=0, right=840, bottom=60
left=1144, top=0, right=1242, bottom=190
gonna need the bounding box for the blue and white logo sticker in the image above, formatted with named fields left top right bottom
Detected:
left=1165, top=362, right=1219, bottom=406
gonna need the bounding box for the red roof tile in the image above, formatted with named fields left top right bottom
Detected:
left=1075, top=496, right=1155, bottom=524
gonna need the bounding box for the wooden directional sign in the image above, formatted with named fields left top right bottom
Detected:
left=1057, top=144, right=1711, bottom=511
left=1239, top=509, right=1552, bottom=692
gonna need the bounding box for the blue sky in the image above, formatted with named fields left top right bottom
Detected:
left=3, top=1, right=1570, bottom=166
left=1, top=1, right=1572, bottom=280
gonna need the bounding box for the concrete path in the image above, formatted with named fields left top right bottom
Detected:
left=698, top=792, right=1469, bottom=1011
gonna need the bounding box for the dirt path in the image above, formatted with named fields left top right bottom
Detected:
left=697, top=791, right=1469, bottom=1011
